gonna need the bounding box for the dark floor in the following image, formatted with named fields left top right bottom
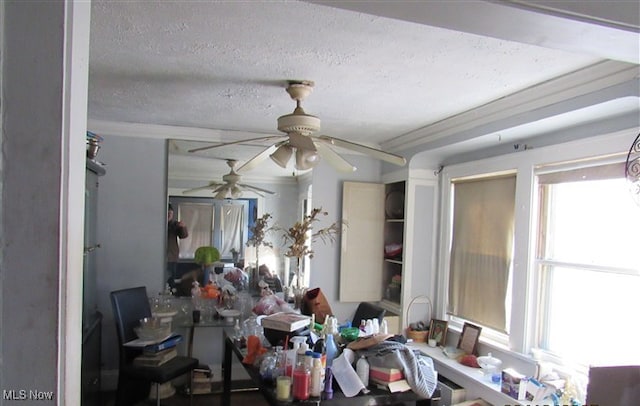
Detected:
left=101, top=389, right=268, bottom=406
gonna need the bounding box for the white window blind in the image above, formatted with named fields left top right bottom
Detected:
left=448, top=175, right=516, bottom=332
left=177, top=202, right=214, bottom=259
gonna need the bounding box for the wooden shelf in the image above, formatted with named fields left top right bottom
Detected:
left=379, top=299, right=401, bottom=314
left=386, top=218, right=404, bottom=223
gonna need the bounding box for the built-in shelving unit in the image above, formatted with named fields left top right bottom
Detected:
left=381, top=181, right=405, bottom=312
left=340, top=172, right=437, bottom=330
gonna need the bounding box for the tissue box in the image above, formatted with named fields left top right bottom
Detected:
left=501, top=368, right=528, bottom=400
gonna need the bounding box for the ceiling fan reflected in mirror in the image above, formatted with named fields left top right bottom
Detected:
left=182, top=159, right=276, bottom=199
left=188, top=80, right=407, bottom=173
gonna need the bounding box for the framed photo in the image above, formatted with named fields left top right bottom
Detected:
left=457, top=322, right=482, bottom=355
left=428, top=319, right=448, bottom=346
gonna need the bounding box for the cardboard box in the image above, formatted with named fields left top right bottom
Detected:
left=501, top=368, right=528, bottom=400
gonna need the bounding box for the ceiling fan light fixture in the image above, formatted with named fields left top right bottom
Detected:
left=295, top=148, right=319, bottom=171
left=270, top=144, right=293, bottom=168
left=231, top=186, right=242, bottom=199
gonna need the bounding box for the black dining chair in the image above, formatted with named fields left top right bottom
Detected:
left=352, top=301, right=386, bottom=329
left=110, top=286, right=198, bottom=406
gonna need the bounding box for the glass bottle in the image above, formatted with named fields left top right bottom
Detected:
left=273, top=346, right=285, bottom=378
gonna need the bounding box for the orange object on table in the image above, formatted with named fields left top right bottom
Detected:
left=242, top=335, right=267, bottom=365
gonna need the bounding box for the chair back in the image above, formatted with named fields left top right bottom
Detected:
left=352, top=302, right=386, bottom=328
left=110, top=286, right=152, bottom=364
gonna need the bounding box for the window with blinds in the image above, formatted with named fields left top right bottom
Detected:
left=448, top=174, right=516, bottom=333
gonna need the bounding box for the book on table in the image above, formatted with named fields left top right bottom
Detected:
left=133, top=347, right=178, bottom=367
left=260, top=312, right=311, bottom=332
left=371, top=378, right=411, bottom=393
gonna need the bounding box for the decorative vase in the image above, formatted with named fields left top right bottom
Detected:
left=291, top=256, right=307, bottom=310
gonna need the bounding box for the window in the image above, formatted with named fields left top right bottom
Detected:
left=535, top=162, right=640, bottom=367
left=448, top=174, right=516, bottom=334
left=170, top=197, right=250, bottom=261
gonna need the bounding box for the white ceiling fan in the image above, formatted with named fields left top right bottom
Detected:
left=188, top=80, right=407, bottom=173
left=182, top=159, right=276, bottom=199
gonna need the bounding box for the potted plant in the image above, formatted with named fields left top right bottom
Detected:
left=194, top=246, right=221, bottom=286
left=281, top=207, right=340, bottom=292
left=246, top=213, right=275, bottom=292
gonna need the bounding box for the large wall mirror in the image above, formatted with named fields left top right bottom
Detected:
left=166, top=139, right=304, bottom=293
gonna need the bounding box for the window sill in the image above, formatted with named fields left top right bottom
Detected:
left=409, top=342, right=550, bottom=406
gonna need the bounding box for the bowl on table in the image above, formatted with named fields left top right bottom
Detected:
left=135, top=317, right=171, bottom=341
left=340, top=327, right=361, bottom=342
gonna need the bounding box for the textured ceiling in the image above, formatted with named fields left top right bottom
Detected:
left=87, top=0, right=638, bottom=182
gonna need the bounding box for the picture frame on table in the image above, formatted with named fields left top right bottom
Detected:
left=457, top=322, right=482, bottom=355
left=428, top=319, right=448, bottom=346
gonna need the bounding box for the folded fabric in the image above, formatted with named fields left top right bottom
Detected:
left=358, top=340, right=437, bottom=398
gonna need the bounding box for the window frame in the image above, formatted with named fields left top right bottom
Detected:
left=532, top=161, right=639, bottom=368
left=436, top=129, right=635, bottom=363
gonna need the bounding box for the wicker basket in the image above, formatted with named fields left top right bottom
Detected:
left=406, top=328, right=429, bottom=342
left=405, top=295, right=433, bottom=343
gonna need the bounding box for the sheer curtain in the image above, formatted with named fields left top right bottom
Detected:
left=177, top=203, right=214, bottom=259
left=448, top=175, right=516, bottom=332
left=220, top=203, right=244, bottom=258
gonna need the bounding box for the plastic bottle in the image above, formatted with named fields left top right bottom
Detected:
left=296, top=342, right=309, bottom=367
left=356, top=355, right=370, bottom=387
left=309, top=352, right=323, bottom=398
left=364, top=319, right=373, bottom=335
left=359, top=319, right=367, bottom=332
left=286, top=341, right=301, bottom=376
left=380, top=319, right=389, bottom=334
left=313, top=338, right=326, bottom=382
left=323, top=366, right=334, bottom=400
left=372, top=318, right=380, bottom=334
left=325, top=330, right=338, bottom=367
left=292, top=351, right=311, bottom=401
left=305, top=350, right=314, bottom=370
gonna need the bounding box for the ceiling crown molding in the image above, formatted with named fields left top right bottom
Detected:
left=382, top=61, right=639, bottom=153
left=87, top=119, right=272, bottom=142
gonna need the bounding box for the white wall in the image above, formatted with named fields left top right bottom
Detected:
left=96, top=135, right=168, bottom=374
left=1, top=1, right=90, bottom=404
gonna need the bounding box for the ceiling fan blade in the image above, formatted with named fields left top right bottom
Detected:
left=317, top=135, right=406, bottom=166
left=238, top=183, right=276, bottom=195
left=238, top=185, right=266, bottom=198
left=188, top=135, right=285, bottom=153
left=314, top=141, right=357, bottom=173
left=211, top=184, right=228, bottom=194
left=237, top=143, right=280, bottom=173
left=182, top=182, right=223, bottom=194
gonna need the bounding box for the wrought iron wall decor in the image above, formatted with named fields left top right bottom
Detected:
left=625, top=132, right=640, bottom=206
